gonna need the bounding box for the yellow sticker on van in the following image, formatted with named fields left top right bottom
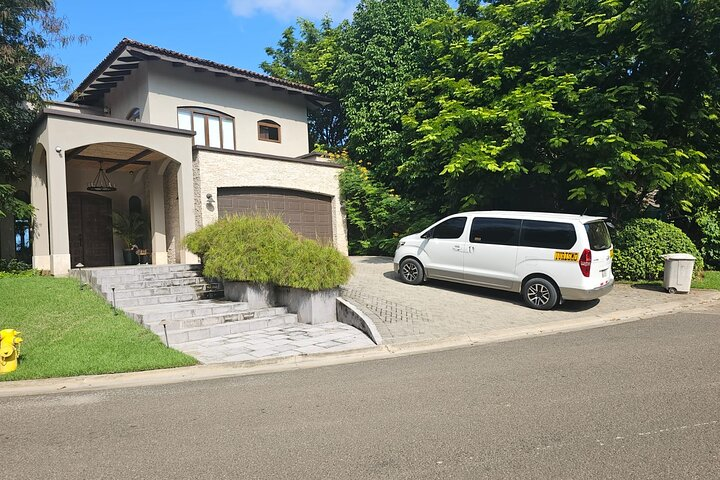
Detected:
left=554, top=251, right=579, bottom=261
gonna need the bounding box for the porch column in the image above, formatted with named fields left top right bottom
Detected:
left=30, top=150, right=51, bottom=271
left=46, top=142, right=71, bottom=275
left=148, top=163, right=168, bottom=265
left=176, top=156, right=198, bottom=264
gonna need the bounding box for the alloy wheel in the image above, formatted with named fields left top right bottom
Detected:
left=527, top=282, right=551, bottom=306
left=402, top=262, right=419, bottom=282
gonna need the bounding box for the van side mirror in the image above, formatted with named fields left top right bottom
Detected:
left=421, top=229, right=433, bottom=239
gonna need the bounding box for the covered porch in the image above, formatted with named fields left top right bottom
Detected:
left=30, top=106, right=198, bottom=275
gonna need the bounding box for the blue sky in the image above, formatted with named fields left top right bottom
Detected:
left=49, top=0, right=362, bottom=100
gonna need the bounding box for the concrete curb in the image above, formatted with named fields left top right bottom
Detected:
left=2, top=292, right=718, bottom=398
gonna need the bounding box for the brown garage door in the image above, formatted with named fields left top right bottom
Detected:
left=217, top=187, right=333, bottom=242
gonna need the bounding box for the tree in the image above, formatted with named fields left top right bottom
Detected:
left=332, top=0, right=450, bottom=185
left=262, top=17, right=349, bottom=150
left=0, top=0, right=81, bottom=218
left=403, top=0, right=720, bottom=220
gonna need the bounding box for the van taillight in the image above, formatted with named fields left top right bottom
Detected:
left=579, top=249, right=592, bottom=277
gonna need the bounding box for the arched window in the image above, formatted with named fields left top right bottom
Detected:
left=258, top=119, right=281, bottom=143
left=177, top=107, right=235, bottom=150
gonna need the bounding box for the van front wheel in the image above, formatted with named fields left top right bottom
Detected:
left=522, top=277, right=558, bottom=310
left=399, top=258, right=424, bottom=285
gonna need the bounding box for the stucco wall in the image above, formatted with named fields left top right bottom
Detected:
left=195, top=149, right=348, bottom=255
left=103, top=63, right=150, bottom=123
left=146, top=62, right=310, bottom=157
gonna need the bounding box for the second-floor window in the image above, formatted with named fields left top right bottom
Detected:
left=258, top=120, right=281, bottom=143
left=178, top=107, right=235, bottom=149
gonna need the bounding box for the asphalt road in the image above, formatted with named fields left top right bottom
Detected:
left=3, top=312, right=719, bottom=479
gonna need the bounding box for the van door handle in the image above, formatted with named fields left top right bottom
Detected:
left=452, top=245, right=461, bottom=251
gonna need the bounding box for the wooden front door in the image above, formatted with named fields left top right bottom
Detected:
left=68, top=192, right=114, bottom=267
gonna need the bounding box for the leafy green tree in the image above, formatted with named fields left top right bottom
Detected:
left=332, top=0, right=450, bottom=185
left=403, top=0, right=720, bottom=220
left=0, top=0, right=82, bottom=218
left=262, top=17, right=349, bottom=149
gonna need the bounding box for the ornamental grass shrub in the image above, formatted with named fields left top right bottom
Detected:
left=182, top=215, right=352, bottom=290
left=612, top=218, right=703, bottom=281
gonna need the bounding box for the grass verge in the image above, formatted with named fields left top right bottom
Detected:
left=692, top=270, right=720, bottom=290
left=0, top=276, right=197, bottom=381
left=618, top=270, right=720, bottom=291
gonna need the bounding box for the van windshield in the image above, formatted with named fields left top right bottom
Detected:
left=584, top=221, right=612, bottom=251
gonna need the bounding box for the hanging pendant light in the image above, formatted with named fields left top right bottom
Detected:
left=87, top=161, right=117, bottom=192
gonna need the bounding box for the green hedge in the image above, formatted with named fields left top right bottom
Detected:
left=0, top=258, right=38, bottom=278
left=613, top=218, right=703, bottom=281
left=183, top=215, right=352, bottom=291
left=694, top=207, right=720, bottom=269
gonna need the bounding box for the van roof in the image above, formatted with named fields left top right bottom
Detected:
left=458, top=210, right=606, bottom=223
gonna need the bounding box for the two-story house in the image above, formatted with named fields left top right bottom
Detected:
left=1, top=39, right=348, bottom=276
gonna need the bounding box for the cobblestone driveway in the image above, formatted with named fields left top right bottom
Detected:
left=342, top=257, right=720, bottom=344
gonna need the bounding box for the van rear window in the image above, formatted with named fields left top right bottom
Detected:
left=520, top=220, right=577, bottom=249
left=584, top=221, right=612, bottom=251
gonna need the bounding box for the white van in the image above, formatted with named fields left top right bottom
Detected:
left=393, top=211, right=613, bottom=310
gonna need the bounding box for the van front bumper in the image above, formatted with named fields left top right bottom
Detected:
left=561, top=279, right=614, bottom=301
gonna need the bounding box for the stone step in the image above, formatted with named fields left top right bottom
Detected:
left=113, top=290, right=224, bottom=309
left=123, top=299, right=252, bottom=323
left=159, top=313, right=298, bottom=344
left=106, top=283, right=222, bottom=300
left=147, top=306, right=290, bottom=331
left=90, top=270, right=206, bottom=286
left=98, top=276, right=218, bottom=291
left=82, top=264, right=202, bottom=277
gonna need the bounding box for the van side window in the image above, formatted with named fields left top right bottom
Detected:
left=520, top=220, right=577, bottom=249
left=470, top=218, right=521, bottom=246
left=432, top=217, right=467, bottom=239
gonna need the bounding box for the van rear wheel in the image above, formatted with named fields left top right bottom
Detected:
left=522, top=277, right=558, bottom=310
left=399, top=258, right=424, bottom=285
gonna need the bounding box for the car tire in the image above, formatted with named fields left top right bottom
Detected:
left=522, top=277, right=559, bottom=310
left=399, top=258, right=424, bottom=285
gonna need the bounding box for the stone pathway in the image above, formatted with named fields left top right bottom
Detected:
left=174, top=322, right=375, bottom=364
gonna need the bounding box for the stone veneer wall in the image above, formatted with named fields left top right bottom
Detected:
left=192, top=156, right=203, bottom=230
left=194, top=149, right=348, bottom=255
left=163, top=162, right=180, bottom=263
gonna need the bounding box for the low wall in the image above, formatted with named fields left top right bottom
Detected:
left=336, top=297, right=383, bottom=345
left=275, top=287, right=339, bottom=325
left=224, top=282, right=275, bottom=309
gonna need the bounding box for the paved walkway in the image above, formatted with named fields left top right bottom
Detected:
left=174, top=322, right=375, bottom=364
left=342, top=256, right=720, bottom=344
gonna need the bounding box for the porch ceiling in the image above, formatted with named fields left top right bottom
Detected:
left=65, top=142, right=168, bottom=173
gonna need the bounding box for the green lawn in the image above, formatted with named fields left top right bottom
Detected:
left=0, top=276, right=197, bottom=381
left=692, top=270, right=720, bottom=290
left=618, top=270, right=720, bottom=290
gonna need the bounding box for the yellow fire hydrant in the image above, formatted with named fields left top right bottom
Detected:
left=0, top=329, right=23, bottom=374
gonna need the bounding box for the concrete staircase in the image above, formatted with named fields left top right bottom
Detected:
left=72, top=264, right=298, bottom=346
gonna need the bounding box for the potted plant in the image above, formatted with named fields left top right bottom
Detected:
left=112, top=212, right=147, bottom=265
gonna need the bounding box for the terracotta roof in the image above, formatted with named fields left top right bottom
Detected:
left=67, top=38, right=331, bottom=104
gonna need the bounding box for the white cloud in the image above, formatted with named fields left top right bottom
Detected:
left=226, top=0, right=357, bottom=21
